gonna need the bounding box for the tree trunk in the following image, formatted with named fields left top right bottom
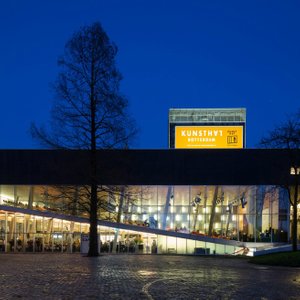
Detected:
left=87, top=60, right=99, bottom=257
left=88, top=182, right=99, bottom=256
left=88, top=137, right=99, bottom=256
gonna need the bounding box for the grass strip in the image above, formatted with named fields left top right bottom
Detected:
left=249, top=251, right=300, bottom=267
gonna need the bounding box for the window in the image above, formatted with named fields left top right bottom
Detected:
left=290, top=167, right=300, bottom=175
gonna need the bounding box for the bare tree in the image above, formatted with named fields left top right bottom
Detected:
left=260, top=110, right=300, bottom=251
left=31, top=22, right=137, bottom=256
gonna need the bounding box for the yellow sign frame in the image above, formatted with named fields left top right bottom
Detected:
left=175, top=125, right=244, bottom=149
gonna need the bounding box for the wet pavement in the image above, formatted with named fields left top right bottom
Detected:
left=0, top=254, right=300, bottom=299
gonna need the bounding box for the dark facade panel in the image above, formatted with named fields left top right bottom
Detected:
left=0, top=150, right=90, bottom=185
left=0, top=149, right=298, bottom=185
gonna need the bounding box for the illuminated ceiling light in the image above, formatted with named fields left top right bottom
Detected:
left=226, top=204, right=232, bottom=213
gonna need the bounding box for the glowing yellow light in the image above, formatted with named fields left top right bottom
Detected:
left=214, top=223, right=220, bottom=229
left=290, top=167, right=300, bottom=175
left=204, top=207, right=210, bottom=213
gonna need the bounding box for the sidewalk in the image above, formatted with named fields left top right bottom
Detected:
left=0, top=254, right=299, bottom=299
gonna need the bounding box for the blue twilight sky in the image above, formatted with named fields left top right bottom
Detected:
left=0, top=0, right=299, bottom=149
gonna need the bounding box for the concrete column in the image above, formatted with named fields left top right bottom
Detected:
left=5, top=212, right=7, bottom=252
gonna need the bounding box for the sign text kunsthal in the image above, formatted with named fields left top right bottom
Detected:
left=175, top=125, right=244, bottom=148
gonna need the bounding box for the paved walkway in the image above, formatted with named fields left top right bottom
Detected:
left=0, top=254, right=300, bottom=299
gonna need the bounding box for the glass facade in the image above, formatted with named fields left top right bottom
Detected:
left=0, top=211, right=89, bottom=253
left=169, top=108, right=246, bottom=123
left=0, top=209, right=245, bottom=255
left=0, top=184, right=294, bottom=255
left=113, top=185, right=290, bottom=243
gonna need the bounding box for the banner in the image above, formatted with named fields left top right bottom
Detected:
left=175, top=125, right=244, bottom=149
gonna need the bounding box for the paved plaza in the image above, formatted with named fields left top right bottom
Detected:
left=0, top=254, right=300, bottom=299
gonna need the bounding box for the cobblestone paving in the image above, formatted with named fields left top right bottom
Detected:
left=0, top=254, right=300, bottom=299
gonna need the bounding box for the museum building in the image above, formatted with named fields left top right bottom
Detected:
left=0, top=148, right=298, bottom=256
left=0, top=108, right=298, bottom=256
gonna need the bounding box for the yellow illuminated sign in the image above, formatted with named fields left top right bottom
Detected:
left=175, top=126, right=244, bottom=149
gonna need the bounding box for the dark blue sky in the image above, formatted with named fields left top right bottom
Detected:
left=1, top=1, right=299, bottom=149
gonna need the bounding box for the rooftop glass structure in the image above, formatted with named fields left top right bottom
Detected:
left=169, top=108, right=246, bottom=148
left=169, top=108, right=246, bottom=123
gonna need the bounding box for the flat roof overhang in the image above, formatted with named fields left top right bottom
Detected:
left=0, top=149, right=298, bottom=186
